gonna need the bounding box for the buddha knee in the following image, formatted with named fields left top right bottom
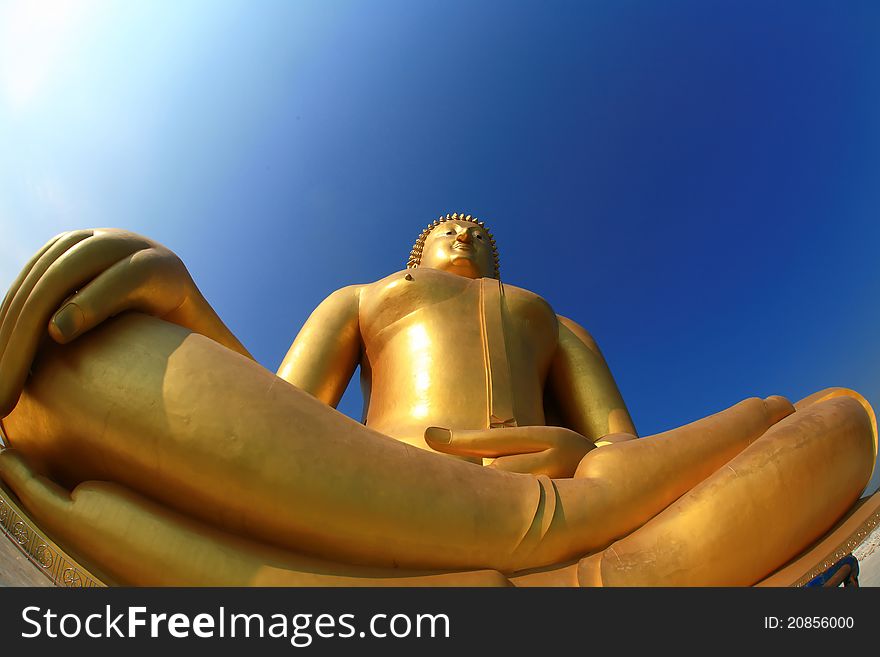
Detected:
left=574, top=442, right=627, bottom=480
left=763, top=395, right=795, bottom=425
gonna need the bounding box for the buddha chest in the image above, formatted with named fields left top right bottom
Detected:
left=359, top=269, right=558, bottom=435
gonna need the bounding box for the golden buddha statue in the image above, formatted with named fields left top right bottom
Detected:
left=0, top=214, right=876, bottom=586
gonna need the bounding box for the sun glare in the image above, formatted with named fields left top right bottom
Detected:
left=1, top=0, right=98, bottom=111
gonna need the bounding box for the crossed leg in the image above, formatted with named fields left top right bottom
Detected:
left=576, top=390, right=877, bottom=585
left=0, top=314, right=875, bottom=584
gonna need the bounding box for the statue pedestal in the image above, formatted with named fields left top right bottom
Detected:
left=854, top=524, right=880, bottom=586
left=0, top=482, right=105, bottom=588
left=0, top=528, right=52, bottom=587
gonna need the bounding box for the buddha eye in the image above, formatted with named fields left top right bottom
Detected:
left=446, top=231, right=455, bottom=235
left=476, top=234, right=483, bottom=240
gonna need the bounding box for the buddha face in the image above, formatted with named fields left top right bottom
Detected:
left=418, top=221, right=496, bottom=279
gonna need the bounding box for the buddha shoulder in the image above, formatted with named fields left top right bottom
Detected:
left=495, top=281, right=559, bottom=336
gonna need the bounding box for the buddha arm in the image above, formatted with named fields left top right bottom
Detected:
left=546, top=315, right=637, bottom=441
left=275, top=285, right=363, bottom=407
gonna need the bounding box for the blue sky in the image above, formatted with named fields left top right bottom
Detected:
left=1, top=0, right=879, bottom=492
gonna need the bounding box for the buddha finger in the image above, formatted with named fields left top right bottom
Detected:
left=0, top=450, right=73, bottom=520
left=425, top=425, right=591, bottom=459
left=489, top=450, right=583, bottom=478
left=0, top=234, right=151, bottom=416
left=48, top=248, right=188, bottom=344
left=0, top=232, right=67, bottom=326
left=0, top=230, right=93, bottom=346
left=492, top=435, right=594, bottom=477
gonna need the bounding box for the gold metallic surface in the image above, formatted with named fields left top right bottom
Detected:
left=0, top=480, right=104, bottom=587
left=580, top=396, right=875, bottom=586
left=0, top=220, right=876, bottom=586
left=756, top=490, right=880, bottom=587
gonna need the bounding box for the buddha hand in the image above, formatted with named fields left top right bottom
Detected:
left=424, top=425, right=597, bottom=478
left=0, top=228, right=199, bottom=417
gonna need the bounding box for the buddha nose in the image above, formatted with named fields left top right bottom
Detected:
left=455, top=230, right=472, bottom=244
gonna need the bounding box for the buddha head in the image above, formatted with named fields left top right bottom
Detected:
left=407, top=213, right=500, bottom=279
